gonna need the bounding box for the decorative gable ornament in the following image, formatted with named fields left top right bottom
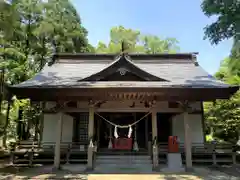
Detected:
left=118, top=67, right=127, bottom=76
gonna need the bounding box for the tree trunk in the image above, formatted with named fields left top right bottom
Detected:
left=3, top=100, right=11, bottom=148
left=2, top=135, right=7, bottom=148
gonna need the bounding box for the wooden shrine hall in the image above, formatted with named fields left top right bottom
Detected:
left=6, top=52, right=239, bottom=170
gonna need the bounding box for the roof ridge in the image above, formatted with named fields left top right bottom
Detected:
left=54, top=52, right=199, bottom=59
left=53, top=52, right=198, bottom=56
left=50, top=52, right=199, bottom=65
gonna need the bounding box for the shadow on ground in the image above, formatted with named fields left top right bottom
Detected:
left=210, top=164, right=240, bottom=177
left=0, top=165, right=238, bottom=180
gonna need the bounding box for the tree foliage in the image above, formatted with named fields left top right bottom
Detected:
left=201, top=0, right=240, bottom=45
left=0, top=0, right=92, bottom=145
left=204, top=58, right=240, bottom=143
left=202, top=0, right=240, bottom=75
left=202, top=0, right=240, bottom=143
left=95, top=26, right=180, bottom=53
left=229, top=39, right=240, bottom=76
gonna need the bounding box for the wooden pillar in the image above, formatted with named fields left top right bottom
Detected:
left=97, top=116, right=100, bottom=147
left=152, top=111, right=158, bottom=142
left=108, top=116, right=113, bottom=149
left=183, top=111, right=192, bottom=169
left=200, top=102, right=206, bottom=143
left=88, top=106, right=94, bottom=138
left=152, top=111, right=159, bottom=168
left=145, top=115, right=148, bottom=149
left=133, top=113, right=139, bottom=151
left=53, top=112, right=63, bottom=169
left=87, top=106, right=94, bottom=169
left=39, top=102, right=45, bottom=145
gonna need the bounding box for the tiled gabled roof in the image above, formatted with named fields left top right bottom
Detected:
left=10, top=53, right=233, bottom=88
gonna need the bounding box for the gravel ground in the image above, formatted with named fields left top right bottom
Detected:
left=0, top=165, right=239, bottom=180
left=210, top=164, right=240, bottom=177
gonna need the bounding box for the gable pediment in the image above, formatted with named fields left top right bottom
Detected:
left=80, top=54, right=169, bottom=82
left=98, top=69, right=147, bottom=81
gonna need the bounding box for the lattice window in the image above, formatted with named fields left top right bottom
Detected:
left=78, top=113, right=89, bottom=141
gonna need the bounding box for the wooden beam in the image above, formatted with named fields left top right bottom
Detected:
left=16, top=92, right=236, bottom=101
left=43, top=106, right=185, bottom=113
left=10, top=86, right=238, bottom=101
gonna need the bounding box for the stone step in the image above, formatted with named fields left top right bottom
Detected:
left=95, top=155, right=152, bottom=165
left=94, top=164, right=153, bottom=173
left=95, top=155, right=153, bottom=173
left=97, top=149, right=148, bottom=156
left=96, top=155, right=151, bottom=160
left=96, top=160, right=152, bottom=164
left=97, top=153, right=149, bottom=156
left=95, top=162, right=152, bottom=165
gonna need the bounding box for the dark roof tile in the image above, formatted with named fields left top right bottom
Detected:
left=11, top=53, right=231, bottom=88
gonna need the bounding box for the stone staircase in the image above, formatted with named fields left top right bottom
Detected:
left=94, top=154, right=153, bottom=173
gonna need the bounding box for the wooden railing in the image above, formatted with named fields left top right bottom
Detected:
left=158, top=142, right=237, bottom=153
left=158, top=142, right=239, bottom=165
left=10, top=141, right=89, bottom=165
left=9, top=140, right=239, bottom=166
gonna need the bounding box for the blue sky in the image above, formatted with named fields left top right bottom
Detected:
left=71, top=0, right=232, bottom=75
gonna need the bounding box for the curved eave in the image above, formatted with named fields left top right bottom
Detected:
left=7, top=85, right=239, bottom=101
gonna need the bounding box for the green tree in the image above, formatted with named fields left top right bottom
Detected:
left=229, top=39, right=240, bottom=76
left=95, top=26, right=179, bottom=53
left=0, top=0, right=19, bottom=38
left=142, top=36, right=179, bottom=53
left=201, top=0, right=240, bottom=45
left=204, top=58, right=240, bottom=143
left=41, top=0, right=90, bottom=53
left=202, top=0, right=240, bottom=76
left=0, top=0, right=91, bottom=146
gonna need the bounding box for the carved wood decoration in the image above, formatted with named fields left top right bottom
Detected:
left=107, top=92, right=158, bottom=101
left=140, top=99, right=157, bottom=108
left=177, top=101, right=196, bottom=113
left=88, top=100, right=106, bottom=108
left=99, top=71, right=145, bottom=81
left=87, top=98, right=157, bottom=109
left=129, top=102, right=135, bottom=108
left=43, top=101, right=66, bottom=113
left=94, top=101, right=106, bottom=108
